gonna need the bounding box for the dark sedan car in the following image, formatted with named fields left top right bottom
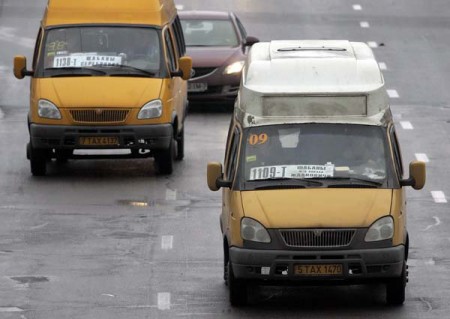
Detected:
left=179, top=11, right=259, bottom=104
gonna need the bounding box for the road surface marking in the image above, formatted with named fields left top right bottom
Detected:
left=378, top=62, right=387, bottom=70
left=415, top=153, right=429, bottom=162
left=431, top=191, right=447, bottom=203
left=400, top=121, right=413, bottom=130
left=367, top=41, right=378, bottom=48
left=166, top=189, right=177, bottom=201
left=0, top=107, right=4, bottom=119
left=101, top=294, right=115, bottom=297
left=176, top=5, right=184, bottom=10
left=158, top=292, right=171, bottom=310
left=353, top=4, right=362, bottom=10
left=387, top=89, right=399, bottom=98
left=161, top=235, right=174, bottom=250
left=0, top=307, right=23, bottom=312
left=30, top=222, right=49, bottom=230
left=360, top=21, right=370, bottom=28
left=424, top=217, right=441, bottom=231
left=424, top=258, right=435, bottom=266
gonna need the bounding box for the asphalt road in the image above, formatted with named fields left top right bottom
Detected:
left=1, top=0, right=449, bottom=318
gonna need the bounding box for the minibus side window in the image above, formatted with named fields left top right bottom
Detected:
left=172, top=16, right=186, bottom=57
left=390, top=128, right=404, bottom=178
left=32, top=28, right=43, bottom=70
left=225, top=129, right=240, bottom=182
left=164, top=29, right=177, bottom=72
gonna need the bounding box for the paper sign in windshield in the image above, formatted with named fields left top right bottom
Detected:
left=53, top=54, right=122, bottom=68
left=249, top=163, right=334, bottom=181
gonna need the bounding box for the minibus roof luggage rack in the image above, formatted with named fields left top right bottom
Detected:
left=278, top=46, right=347, bottom=52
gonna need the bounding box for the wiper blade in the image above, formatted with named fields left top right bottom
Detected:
left=45, top=67, right=108, bottom=76
left=319, top=177, right=383, bottom=187
left=107, top=65, right=156, bottom=77
left=249, top=178, right=323, bottom=190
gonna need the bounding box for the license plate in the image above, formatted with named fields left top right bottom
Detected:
left=294, top=264, right=343, bottom=276
left=188, top=82, right=208, bottom=92
left=79, top=136, right=119, bottom=146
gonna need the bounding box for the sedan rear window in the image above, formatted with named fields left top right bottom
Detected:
left=181, top=19, right=238, bottom=47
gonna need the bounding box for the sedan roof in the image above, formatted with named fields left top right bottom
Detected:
left=178, top=10, right=231, bottom=20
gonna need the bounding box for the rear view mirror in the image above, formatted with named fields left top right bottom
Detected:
left=244, top=36, right=259, bottom=47
left=13, top=55, right=31, bottom=79
left=401, top=161, right=426, bottom=190
left=207, top=162, right=224, bottom=191
left=178, top=56, right=193, bottom=81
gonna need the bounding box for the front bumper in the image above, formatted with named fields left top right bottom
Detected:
left=30, top=123, right=172, bottom=150
left=230, top=245, right=405, bottom=284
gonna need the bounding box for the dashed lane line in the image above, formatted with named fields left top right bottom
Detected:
left=424, top=216, right=441, bottom=231
left=158, top=292, right=171, bottom=310
left=353, top=4, right=362, bottom=10
left=367, top=41, right=378, bottom=48
left=161, top=235, right=174, bottom=250
left=166, top=189, right=177, bottom=201
left=379, top=62, right=387, bottom=70
left=387, top=89, right=400, bottom=98
left=400, top=121, right=414, bottom=130
left=431, top=191, right=447, bottom=203
left=415, top=153, right=429, bottom=162
left=360, top=21, right=370, bottom=28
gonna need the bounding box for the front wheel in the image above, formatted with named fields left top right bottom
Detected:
left=154, top=136, right=175, bottom=175
left=228, top=261, right=248, bottom=306
left=28, top=143, right=47, bottom=176
left=175, top=127, right=184, bottom=161
left=386, top=262, right=407, bottom=306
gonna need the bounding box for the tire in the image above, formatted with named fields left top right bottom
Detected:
left=175, top=127, right=184, bottom=161
left=386, top=262, right=407, bottom=306
left=154, top=135, right=175, bottom=175
left=28, top=143, right=47, bottom=176
left=228, top=261, right=248, bottom=306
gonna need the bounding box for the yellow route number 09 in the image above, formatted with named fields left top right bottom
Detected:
left=248, top=133, right=268, bottom=146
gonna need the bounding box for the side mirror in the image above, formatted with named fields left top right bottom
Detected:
left=244, top=36, right=259, bottom=47
left=14, top=55, right=31, bottom=79
left=207, top=162, right=232, bottom=191
left=401, top=161, right=426, bottom=190
left=178, top=56, right=193, bottom=81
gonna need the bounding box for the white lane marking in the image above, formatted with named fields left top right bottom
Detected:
left=424, top=217, right=441, bottom=231
left=0, top=106, right=4, bottom=119
left=400, top=121, right=413, bottom=130
left=353, top=4, right=362, bottom=10
left=431, top=191, right=447, bottom=203
left=379, top=62, right=387, bottom=70
left=0, top=307, right=23, bottom=312
left=176, top=5, right=184, bottom=10
left=30, top=222, right=49, bottom=230
left=415, top=153, right=429, bottom=162
left=367, top=41, right=378, bottom=48
left=360, top=21, right=370, bottom=28
left=166, top=189, right=177, bottom=201
left=424, top=258, right=435, bottom=266
left=21, top=315, right=28, bottom=319
left=158, top=292, right=171, bottom=310
left=387, top=89, right=400, bottom=98
left=161, top=235, right=174, bottom=250
left=101, top=293, right=115, bottom=297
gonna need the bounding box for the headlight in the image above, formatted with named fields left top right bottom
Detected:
left=365, top=216, right=394, bottom=242
left=224, top=61, right=245, bottom=75
left=241, top=217, right=271, bottom=243
left=38, top=99, right=61, bottom=119
left=137, top=99, right=162, bottom=119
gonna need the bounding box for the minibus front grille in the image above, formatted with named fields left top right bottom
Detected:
left=280, top=229, right=356, bottom=248
left=69, top=109, right=130, bottom=123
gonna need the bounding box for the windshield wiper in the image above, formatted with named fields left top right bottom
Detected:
left=249, top=177, right=324, bottom=190
left=107, top=65, right=156, bottom=77
left=45, top=67, right=108, bottom=76
left=317, top=177, right=383, bottom=187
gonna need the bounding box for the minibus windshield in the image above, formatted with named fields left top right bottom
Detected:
left=40, top=27, right=162, bottom=76
left=243, top=124, right=389, bottom=185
